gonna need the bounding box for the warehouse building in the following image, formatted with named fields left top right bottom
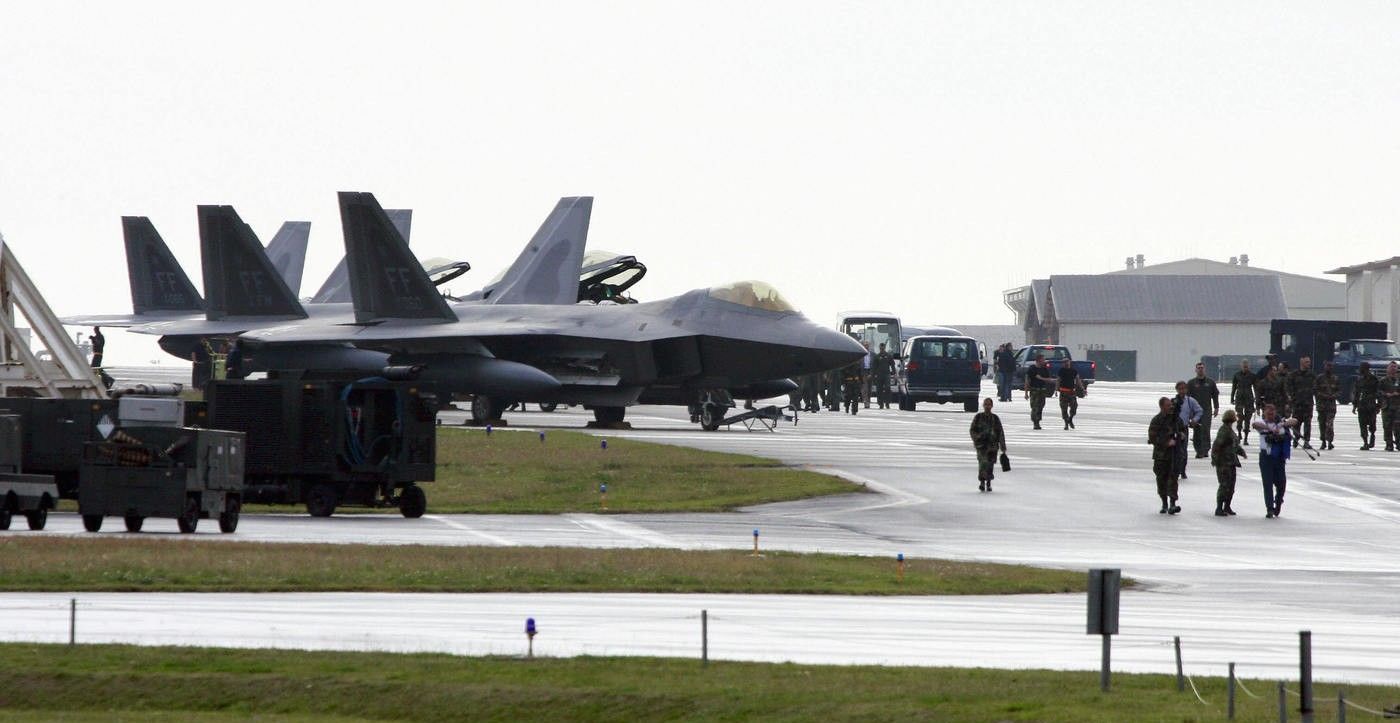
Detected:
left=1325, top=256, right=1400, bottom=339
left=1012, top=274, right=1286, bottom=382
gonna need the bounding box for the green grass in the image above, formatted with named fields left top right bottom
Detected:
left=0, top=644, right=1390, bottom=722
left=237, top=426, right=861, bottom=515
left=0, top=537, right=1094, bottom=595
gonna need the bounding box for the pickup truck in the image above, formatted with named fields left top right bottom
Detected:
left=1268, top=320, right=1400, bottom=404
left=1010, top=345, right=1096, bottom=389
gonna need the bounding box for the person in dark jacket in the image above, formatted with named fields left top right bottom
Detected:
left=1353, top=362, right=1379, bottom=449
left=1186, top=362, right=1219, bottom=459
left=970, top=397, right=1006, bottom=492
left=994, top=343, right=1017, bottom=402
left=1149, top=396, right=1184, bottom=515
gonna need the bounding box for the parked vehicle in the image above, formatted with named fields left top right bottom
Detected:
left=897, top=335, right=983, bottom=412
left=1010, top=345, right=1097, bottom=388
left=1267, top=320, right=1400, bottom=403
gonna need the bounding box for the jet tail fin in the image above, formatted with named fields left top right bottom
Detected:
left=198, top=205, right=309, bottom=321
left=122, top=216, right=205, bottom=315
left=486, top=197, right=592, bottom=305
left=264, top=221, right=311, bottom=295
left=310, top=209, right=410, bottom=304
left=338, top=192, right=456, bottom=323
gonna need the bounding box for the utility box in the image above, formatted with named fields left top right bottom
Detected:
left=1087, top=568, right=1121, bottom=635
left=117, top=396, right=185, bottom=427
left=78, top=426, right=244, bottom=534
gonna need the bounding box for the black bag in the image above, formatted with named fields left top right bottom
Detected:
left=1075, top=383, right=1087, bottom=399
left=999, top=452, right=1011, bottom=471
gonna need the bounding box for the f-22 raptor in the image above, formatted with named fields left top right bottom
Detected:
left=233, top=192, right=864, bottom=427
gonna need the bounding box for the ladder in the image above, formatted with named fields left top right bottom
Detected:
left=0, top=234, right=107, bottom=398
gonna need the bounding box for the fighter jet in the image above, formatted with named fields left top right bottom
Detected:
left=236, top=192, right=865, bottom=426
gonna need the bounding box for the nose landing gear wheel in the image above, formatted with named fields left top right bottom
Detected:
left=700, top=403, right=723, bottom=431
left=471, top=395, right=502, bottom=424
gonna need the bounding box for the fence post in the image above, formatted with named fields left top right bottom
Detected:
left=68, top=598, right=75, bottom=645
left=1299, top=630, right=1313, bottom=723
left=1228, top=662, right=1236, bottom=720
left=1278, top=680, right=1287, bottom=723
left=701, top=609, right=708, bottom=667
left=1174, top=636, right=1184, bottom=692
left=1337, top=689, right=1345, bottom=723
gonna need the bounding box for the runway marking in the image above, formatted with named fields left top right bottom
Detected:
left=423, top=516, right=516, bottom=546
left=563, top=514, right=684, bottom=548
left=776, top=467, right=930, bottom=517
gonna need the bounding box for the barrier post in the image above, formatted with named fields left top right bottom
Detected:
left=1337, top=689, right=1345, bottom=723
left=68, top=598, right=75, bottom=645
left=525, top=617, right=536, bottom=659
left=1278, top=681, right=1287, bottom=723
left=1228, top=662, right=1236, bottom=719
left=750, top=529, right=761, bottom=557
left=1174, top=636, right=1184, bottom=692
left=896, top=553, right=904, bottom=583
left=1299, top=630, right=1313, bottom=723
left=701, top=609, right=708, bottom=666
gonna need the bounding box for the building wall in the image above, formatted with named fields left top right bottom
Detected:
left=1342, top=266, right=1400, bottom=338
left=1058, top=322, right=1272, bottom=383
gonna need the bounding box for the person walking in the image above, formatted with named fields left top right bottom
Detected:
left=1149, top=396, right=1184, bottom=515
left=1252, top=403, right=1297, bottom=518
left=859, top=342, right=873, bottom=409
left=995, top=343, right=1017, bottom=402
left=1172, top=381, right=1203, bottom=479
left=1381, top=361, right=1400, bottom=451
left=970, top=397, right=1006, bottom=493
left=1024, top=355, right=1055, bottom=430
left=1056, top=358, right=1082, bottom=430
left=1230, top=359, right=1257, bottom=444
left=1254, top=365, right=1285, bottom=418
left=1186, top=363, right=1220, bottom=459
left=1314, top=360, right=1340, bottom=451
left=1287, top=357, right=1317, bottom=448
left=841, top=360, right=863, bottom=415
left=873, top=342, right=895, bottom=409
left=1352, top=362, right=1379, bottom=449
left=1210, top=409, right=1246, bottom=516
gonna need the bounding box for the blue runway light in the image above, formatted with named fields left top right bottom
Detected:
left=601, top=439, right=607, bottom=450
left=526, top=617, right=536, bottom=635
left=485, top=424, right=493, bottom=436
left=539, top=431, right=546, bottom=443
left=898, top=553, right=904, bottom=563
left=599, top=483, right=607, bottom=494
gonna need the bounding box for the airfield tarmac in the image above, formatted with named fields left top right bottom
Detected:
left=10, top=376, right=1400, bottom=683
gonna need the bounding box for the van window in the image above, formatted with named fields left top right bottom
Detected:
left=912, top=338, right=974, bottom=359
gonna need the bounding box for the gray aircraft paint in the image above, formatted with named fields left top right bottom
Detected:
left=263, top=221, right=310, bottom=295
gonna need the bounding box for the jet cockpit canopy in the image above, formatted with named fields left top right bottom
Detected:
left=707, top=281, right=796, bottom=313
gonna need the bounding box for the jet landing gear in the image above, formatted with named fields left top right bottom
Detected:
left=690, top=390, right=796, bottom=432
left=586, top=406, right=630, bottom=429
left=469, top=395, right=506, bottom=426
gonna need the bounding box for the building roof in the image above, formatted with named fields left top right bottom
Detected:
left=1110, top=257, right=1341, bottom=285
left=1029, top=279, right=1050, bottom=321
left=1324, top=257, right=1400, bottom=275
left=1048, top=274, right=1286, bottom=323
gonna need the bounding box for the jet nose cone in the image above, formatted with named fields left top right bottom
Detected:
left=810, top=325, right=867, bottom=371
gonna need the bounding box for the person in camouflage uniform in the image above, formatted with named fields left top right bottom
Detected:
left=1210, top=408, right=1246, bottom=516
left=873, top=343, right=895, bottom=409
left=1186, top=362, right=1219, bottom=458
left=1231, top=359, right=1258, bottom=444
left=969, top=397, right=1006, bottom=492
left=1381, top=361, right=1400, bottom=451
left=1352, top=361, right=1380, bottom=450
left=1314, top=360, right=1340, bottom=451
left=1149, top=396, right=1185, bottom=515
left=1255, top=365, right=1285, bottom=416
left=824, top=368, right=843, bottom=412
left=1286, top=356, right=1317, bottom=448
left=1024, top=355, right=1055, bottom=430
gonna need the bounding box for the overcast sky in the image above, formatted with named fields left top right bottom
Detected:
left=3, top=2, right=1399, bottom=363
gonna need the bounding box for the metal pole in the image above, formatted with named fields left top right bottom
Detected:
left=1337, top=689, right=1345, bottom=723
left=702, top=609, right=709, bottom=666
left=68, top=598, right=75, bottom=645
left=1228, top=662, right=1236, bottom=720
left=1278, top=680, right=1287, bottom=723
left=1100, top=633, right=1110, bottom=692
left=1299, top=630, right=1313, bottom=723
left=1174, top=636, right=1184, bottom=692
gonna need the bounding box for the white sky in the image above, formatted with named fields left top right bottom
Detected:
left=3, top=2, right=1399, bottom=363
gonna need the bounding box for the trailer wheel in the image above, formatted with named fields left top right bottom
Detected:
left=305, top=484, right=338, bottom=518
left=123, top=515, right=144, bottom=533
left=82, top=514, right=103, bottom=532
left=398, top=485, right=426, bottom=519
left=218, top=497, right=241, bottom=533
left=0, top=508, right=10, bottom=531
left=177, top=497, right=199, bottom=533
left=24, top=509, right=47, bottom=530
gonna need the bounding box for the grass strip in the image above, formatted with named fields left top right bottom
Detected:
left=0, top=643, right=1389, bottom=722
left=231, top=426, right=862, bottom=515
left=0, top=537, right=1093, bottom=594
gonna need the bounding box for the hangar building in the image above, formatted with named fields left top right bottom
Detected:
left=1325, top=257, right=1400, bottom=339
